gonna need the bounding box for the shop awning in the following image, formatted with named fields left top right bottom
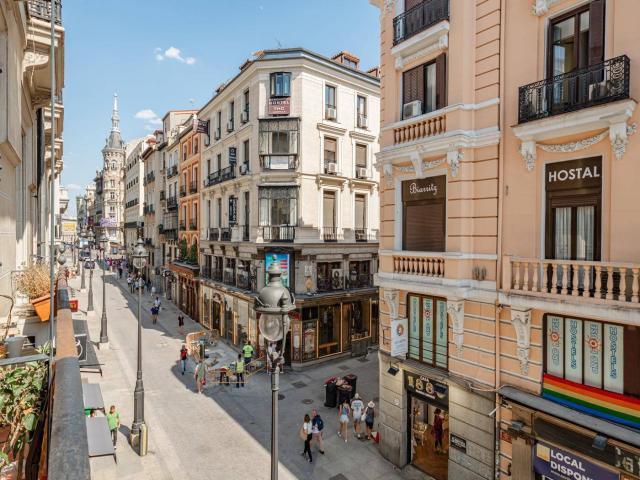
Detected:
left=499, top=386, right=640, bottom=449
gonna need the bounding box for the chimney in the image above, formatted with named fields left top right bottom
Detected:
left=331, top=51, right=360, bottom=70
left=367, top=66, right=380, bottom=78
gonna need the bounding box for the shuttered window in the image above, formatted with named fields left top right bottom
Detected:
left=402, top=64, right=424, bottom=106
left=323, top=191, right=336, bottom=228
left=403, top=201, right=445, bottom=251
left=405, top=0, right=423, bottom=9
left=324, top=137, right=337, bottom=163
left=402, top=53, right=447, bottom=117
left=355, top=194, right=366, bottom=229
left=355, top=144, right=367, bottom=168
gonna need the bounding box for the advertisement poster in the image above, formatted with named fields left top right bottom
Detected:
left=533, top=441, right=618, bottom=480
left=391, top=316, right=408, bottom=357
left=265, top=253, right=290, bottom=288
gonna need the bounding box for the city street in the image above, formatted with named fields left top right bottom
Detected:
left=71, top=269, right=416, bottom=480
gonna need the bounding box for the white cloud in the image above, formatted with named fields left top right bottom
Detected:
left=134, top=109, right=162, bottom=132
left=66, top=183, right=83, bottom=191
left=154, top=46, right=196, bottom=65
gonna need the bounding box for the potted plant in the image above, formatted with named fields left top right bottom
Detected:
left=15, top=264, right=52, bottom=322
left=0, top=295, right=13, bottom=359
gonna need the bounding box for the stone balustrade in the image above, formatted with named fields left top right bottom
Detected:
left=393, top=113, right=446, bottom=145
left=392, top=253, right=445, bottom=278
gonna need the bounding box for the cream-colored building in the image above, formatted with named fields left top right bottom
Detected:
left=196, top=48, right=381, bottom=363
left=123, top=137, right=148, bottom=255
left=141, top=132, right=163, bottom=288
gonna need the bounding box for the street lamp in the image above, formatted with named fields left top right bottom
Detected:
left=87, top=229, right=95, bottom=315
left=131, top=237, right=148, bottom=455
left=99, top=234, right=109, bottom=347
left=80, top=230, right=87, bottom=291
left=255, top=262, right=295, bottom=480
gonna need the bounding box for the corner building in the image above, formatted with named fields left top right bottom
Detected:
left=197, top=48, right=381, bottom=365
left=497, top=1, right=640, bottom=479
left=371, top=1, right=501, bottom=479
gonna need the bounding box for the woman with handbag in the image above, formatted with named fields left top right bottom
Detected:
left=300, top=414, right=313, bottom=463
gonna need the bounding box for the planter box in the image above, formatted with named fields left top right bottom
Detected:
left=30, top=294, right=51, bottom=322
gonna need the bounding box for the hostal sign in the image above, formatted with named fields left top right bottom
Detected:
left=546, top=157, right=601, bottom=191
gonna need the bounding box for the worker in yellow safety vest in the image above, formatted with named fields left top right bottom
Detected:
left=242, top=341, right=254, bottom=366
left=235, top=354, right=245, bottom=388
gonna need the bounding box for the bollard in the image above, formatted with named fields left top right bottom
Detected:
left=139, top=423, right=148, bottom=456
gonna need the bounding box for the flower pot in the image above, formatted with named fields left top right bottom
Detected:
left=5, top=336, right=26, bottom=358
left=0, top=343, right=7, bottom=359
left=30, top=294, right=51, bottom=322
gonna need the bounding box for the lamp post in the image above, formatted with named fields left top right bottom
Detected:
left=80, top=230, right=87, bottom=291
left=131, top=237, right=148, bottom=455
left=99, top=234, right=109, bottom=347
left=255, top=263, right=295, bottom=480
left=87, top=229, right=95, bottom=315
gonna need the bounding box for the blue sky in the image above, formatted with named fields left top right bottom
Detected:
left=61, top=0, right=380, bottom=213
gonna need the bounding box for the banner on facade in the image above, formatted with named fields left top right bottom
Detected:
left=390, top=316, right=408, bottom=357
left=533, top=441, right=618, bottom=480
left=265, top=253, right=290, bottom=288
left=99, top=217, right=118, bottom=227
left=268, top=97, right=290, bottom=116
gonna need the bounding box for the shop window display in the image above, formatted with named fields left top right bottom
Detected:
left=410, top=396, right=449, bottom=480
left=319, top=305, right=341, bottom=357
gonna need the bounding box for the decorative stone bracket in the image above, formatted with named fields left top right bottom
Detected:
left=383, top=288, right=399, bottom=320
left=447, top=149, right=463, bottom=177
left=531, top=0, right=558, bottom=16
left=510, top=308, right=532, bottom=375
left=447, top=299, right=464, bottom=356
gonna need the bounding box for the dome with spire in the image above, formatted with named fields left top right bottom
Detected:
left=104, top=93, right=125, bottom=151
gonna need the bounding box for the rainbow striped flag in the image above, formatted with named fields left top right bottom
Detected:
left=543, top=374, right=640, bottom=429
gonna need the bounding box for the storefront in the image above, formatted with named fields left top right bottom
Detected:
left=169, top=262, right=199, bottom=320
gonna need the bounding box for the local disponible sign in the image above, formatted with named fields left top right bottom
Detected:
left=534, top=441, right=618, bottom=480
left=546, top=157, right=602, bottom=191
left=268, top=97, right=290, bottom=116
left=390, top=317, right=408, bottom=357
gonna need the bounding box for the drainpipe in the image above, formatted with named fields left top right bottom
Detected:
left=496, top=0, right=508, bottom=477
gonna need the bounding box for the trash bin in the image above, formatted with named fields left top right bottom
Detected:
left=325, top=380, right=338, bottom=408
left=344, top=374, right=357, bottom=399
left=337, top=383, right=352, bottom=406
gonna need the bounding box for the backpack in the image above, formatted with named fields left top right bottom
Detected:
left=315, top=416, right=324, bottom=432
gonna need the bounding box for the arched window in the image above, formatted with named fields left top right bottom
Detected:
left=111, top=162, right=116, bottom=170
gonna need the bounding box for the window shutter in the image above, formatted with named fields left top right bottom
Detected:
left=355, top=195, right=366, bottom=229
left=323, top=192, right=336, bottom=228
left=588, top=0, right=605, bottom=66
left=435, top=53, right=447, bottom=110
left=402, top=64, right=424, bottom=106
left=404, top=202, right=445, bottom=251
left=356, top=144, right=367, bottom=167
left=405, top=0, right=423, bottom=10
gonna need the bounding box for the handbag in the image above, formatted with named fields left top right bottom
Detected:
left=360, top=413, right=366, bottom=422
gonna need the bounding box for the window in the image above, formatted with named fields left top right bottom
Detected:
left=194, top=138, right=199, bottom=154
left=110, top=192, right=115, bottom=200
left=357, top=95, right=367, bottom=126
left=258, top=118, right=299, bottom=169
left=183, top=144, right=187, bottom=161
left=243, top=140, right=249, bottom=166
left=545, top=157, right=601, bottom=261
left=324, top=137, right=337, bottom=171
left=408, top=294, right=448, bottom=369
left=216, top=198, right=222, bottom=227
left=207, top=158, right=211, bottom=176
left=402, top=54, right=446, bottom=117
left=111, top=162, right=116, bottom=170
left=270, top=72, right=291, bottom=97
left=228, top=101, right=235, bottom=131
left=216, top=111, right=222, bottom=138
left=544, top=315, right=640, bottom=397
left=243, top=89, right=250, bottom=116
left=259, top=187, right=298, bottom=226
left=355, top=194, right=366, bottom=230
left=343, top=57, right=358, bottom=69
left=355, top=144, right=367, bottom=169
left=323, top=191, right=336, bottom=229
left=216, top=154, right=222, bottom=173
left=325, top=85, right=336, bottom=119
left=110, top=180, right=115, bottom=188
left=402, top=176, right=446, bottom=251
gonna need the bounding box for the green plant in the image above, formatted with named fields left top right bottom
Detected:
left=187, top=244, right=198, bottom=264
left=15, top=264, right=51, bottom=301
left=0, top=343, right=50, bottom=469
left=179, top=239, right=188, bottom=260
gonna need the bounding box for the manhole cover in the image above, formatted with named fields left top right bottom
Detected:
left=292, top=381, right=307, bottom=389
left=278, top=394, right=285, bottom=400
left=302, top=399, right=314, bottom=405
left=337, top=365, right=350, bottom=371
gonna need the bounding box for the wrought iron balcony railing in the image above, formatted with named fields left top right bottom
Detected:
left=166, top=196, right=178, bottom=210
left=179, top=220, right=186, bottom=231
left=262, top=225, right=295, bottom=242
left=205, top=166, right=236, bottom=187
left=322, top=226, right=339, bottom=242
left=179, top=186, right=187, bottom=197
left=518, top=55, right=630, bottom=124
left=220, top=227, right=232, bottom=242
left=223, top=269, right=236, bottom=286
left=189, top=181, right=198, bottom=194
left=209, top=227, right=220, bottom=241
left=393, top=0, right=449, bottom=46
left=28, top=0, right=62, bottom=25
left=167, top=165, right=178, bottom=178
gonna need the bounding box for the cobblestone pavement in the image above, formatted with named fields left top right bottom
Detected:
left=72, top=268, right=424, bottom=480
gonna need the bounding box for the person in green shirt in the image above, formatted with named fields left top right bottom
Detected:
left=235, top=354, right=245, bottom=388
left=242, top=341, right=254, bottom=367
left=106, top=405, right=120, bottom=448
left=195, top=359, right=206, bottom=394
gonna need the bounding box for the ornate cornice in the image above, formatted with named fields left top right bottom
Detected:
left=531, top=0, right=559, bottom=16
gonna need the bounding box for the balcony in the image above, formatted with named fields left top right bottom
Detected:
left=208, top=227, right=220, bottom=241
left=393, top=0, right=448, bottom=45
left=189, top=181, right=198, bottom=194
left=504, top=256, right=640, bottom=308
left=392, top=110, right=446, bottom=145
left=211, top=268, right=222, bottom=282
left=162, top=228, right=178, bottom=241
left=189, top=221, right=197, bottom=230
left=143, top=203, right=155, bottom=215
left=392, top=253, right=445, bottom=278
left=223, top=269, right=236, bottom=286
left=237, top=270, right=251, bottom=291
left=220, top=227, right=232, bottom=242
left=179, top=220, right=186, bottom=231
left=28, top=0, right=62, bottom=24
left=166, top=196, right=178, bottom=210
left=260, top=155, right=298, bottom=170
left=262, top=225, right=295, bottom=242
left=144, top=171, right=155, bottom=185
left=317, top=276, right=343, bottom=293
left=346, top=273, right=374, bottom=289
left=205, top=166, right=236, bottom=187
left=322, top=226, right=339, bottom=242
left=240, top=224, right=249, bottom=242
left=518, top=56, right=631, bottom=124
left=179, top=186, right=187, bottom=197
left=355, top=228, right=373, bottom=242
left=167, top=165, right=178, bottom=178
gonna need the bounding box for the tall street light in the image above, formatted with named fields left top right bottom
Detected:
left=255, top=262, right=295, bottom=480
left=131, top=237, right=148, bottom=455
left=79, top=230, right=87, bottom=292
left=87, top=229, right=95, bottom=315
left=99, top=234, right=109, bottom=347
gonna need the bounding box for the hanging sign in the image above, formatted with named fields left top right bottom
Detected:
left=390, top=316, right=408, bottom=357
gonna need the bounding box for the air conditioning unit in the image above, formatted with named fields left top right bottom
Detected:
left=331, top=269, right=343, bottom=289
left=241, top=111, right=249, bottom=123
left=214, top=130, right=221, bottom=141
left=402, top=100, right=422, bottom=119
left=358, top=115, right=368, bottom=128
left=326, top=162, right=338, bottom=174
left=325, top=107, right=337, bottom=120
left=226, top=121, right=234, bottom=132
left=204, top=135, right=210, bottom=147
left=356, top=167, right=368, bottom=179
left=240, top=164, right=249, bottom=175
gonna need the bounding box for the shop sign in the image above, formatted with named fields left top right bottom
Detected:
left=401, top=175, right=446, bottom=202
left=265, top=252, right=290, bottom=288
left=404, top=371, right=448, bottom=408
left=534, top=441, right=619, bottom=480
left=615, top=445, right=640, bottom=477
left=268, top=97, right=290, bottom=116
left=546, top=157, right=601, bottom=191
left=229, top=147, right=237, bottom=164
left=450, top=434, right=467, bottom=453
left=390, top=317, right=408, bottom=357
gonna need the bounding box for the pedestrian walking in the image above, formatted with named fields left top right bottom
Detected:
left=127, top=275, right=132, bottom=293
left=146, top=279, right=151, bottom=293
left=195, top=359, right=206, bottom=394
left=433, top=408, right=444, bottom=453
left=235, top=354, right=245, bottom=388
left=154, top=296, right=161, bottom=310
left=178, top=314, right=184, bottom=335
left=300, top=414, right=313, bottom=463
left=338, top=398, right=350, bottom=442
left=364, top=401, right=375, bottom=440
left=351, top=393, right=364, bottom=439
left=179, top=344, right=188, bottom=375
left=311, top=409, right=325, bottom=455
left=242, top=340, right=254, bottom=367
left=118, top=266, right=122, bottom=279
left=106, top=405, right=120, bottom=448
left=151, top=305, right=159, bottom=324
